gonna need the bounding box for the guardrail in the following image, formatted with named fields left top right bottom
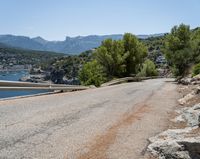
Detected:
left=0, top=76, right=163, bottom=91
left=101, top=76, right=163, bottom=87
left=0, top=80, right=89, bottom=91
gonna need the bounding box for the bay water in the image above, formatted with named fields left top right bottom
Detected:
left=0, top=71, right=48, bottom=99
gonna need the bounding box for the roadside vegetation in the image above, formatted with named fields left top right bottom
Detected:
left=79, top=33, right=158, bottom=86
left=192, top=63, right=200, bottom=76
left=137, top=59, right=158, bottom=77
left=164, top=24, right=200, bottom=77
left=21, top=23, right=200, bottom=86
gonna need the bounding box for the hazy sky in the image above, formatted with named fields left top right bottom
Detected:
left=0, top=0, right=199, bottom=40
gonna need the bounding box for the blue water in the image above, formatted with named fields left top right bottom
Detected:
left=0, top=71, right=48, bottom=99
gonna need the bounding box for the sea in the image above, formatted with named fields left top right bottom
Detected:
left=0, top=71, right=48, bottom=99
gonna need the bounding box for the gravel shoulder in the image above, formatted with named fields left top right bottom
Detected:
left=0, top=78, right=179, bottom=159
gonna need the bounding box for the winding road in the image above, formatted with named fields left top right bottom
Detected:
left=0, top=78, right=179, bottom=159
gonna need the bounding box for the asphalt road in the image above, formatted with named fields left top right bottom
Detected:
left=0, top=79, right=179, bottom=159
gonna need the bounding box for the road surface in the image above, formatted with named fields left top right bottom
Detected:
left=0, top=79, right=179, bottom=159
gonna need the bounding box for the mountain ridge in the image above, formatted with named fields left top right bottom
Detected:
left=0, top=33, right=165, bottom=54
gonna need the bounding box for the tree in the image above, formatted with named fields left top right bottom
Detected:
left=95, top=33, right=147, bottom=78
left=191, top=28, right=200, bottom=63
left=78, top=60, right=106, bottom=87
left=137, top=59, right=158, bottom=77
left=95, top=39, right=128, bottom=78
left=123, top=33, right=147, bottom=76
left=164, top=24, right=193, bottom=77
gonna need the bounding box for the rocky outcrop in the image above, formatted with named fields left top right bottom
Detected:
left=179, top=77, right=192, bottom=85
left=148, top=103, right=200, bottom=159
left=191, top=74, right=200, bottom=85
left=149, top=75, right=200, bottom=158
left=148, top=127, right=200, bottom=159
left=173, top=104, right=200, bottom=127
left=19, top=74, right=48, bottom=83
left=179, top=74, right=200, bottom=85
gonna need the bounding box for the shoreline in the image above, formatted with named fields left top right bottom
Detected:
left=0, top=90, right=60, bottom=101
left=0, top=69, right=29, bottom=73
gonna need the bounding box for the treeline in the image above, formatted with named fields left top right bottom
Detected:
left=79, top=33, right=158, bottom=86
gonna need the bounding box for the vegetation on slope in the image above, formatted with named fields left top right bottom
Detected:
left=11, top=23, right=199, bottom=85
left=0, top=44, right=64, bottom=66
left=78, top=33, right=159, bottom=86
left=40, top=50, right=93, bottom=83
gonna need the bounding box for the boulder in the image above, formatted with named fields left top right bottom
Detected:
left=191, top=74, right=200, bottom=82
left=19, top=74, right=47, bottom=83
left=173, top=104, right=200, bottom=127
left=148, top=127, right=200, bottom=159
left=148, top=103, right=200, bottom=159
left=191, top=74, right=200, bottom=85
left=179, top=77, right=192, bottom=85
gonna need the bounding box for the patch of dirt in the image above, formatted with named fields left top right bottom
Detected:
left=78, top=104, right=150, bottom=159
left=186, top=94, right=200, bottom=106
left=184, top=128, right=200, bottom=138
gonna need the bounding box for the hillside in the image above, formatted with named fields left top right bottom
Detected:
left=0, top=34, right=165, bottom=54
left=0, top=44, right=64, bottom=68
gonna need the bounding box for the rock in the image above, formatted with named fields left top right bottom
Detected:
left=191, top=74, right=200, bottom=85
left=172, top=114, right=186, bottom=123
left=178, top=75, right=200, bottom=85
left=178, top=139, right=200, bottom=159
left=191, top=81, right=200, bottom=85
left=148, top=103, right=200, bottom=158
left=148, top=127, right=200, bottom=159
left=19, top=74, right=47, bottom=83
left=191, top=74, right=200, bottom=82
left=194, top=86, right=200, bottom=94
left=174, top=105, right=200, bottom=127
left=179, top=77, right=192, bottom=85
left=89, top=85, right=96, bottom=89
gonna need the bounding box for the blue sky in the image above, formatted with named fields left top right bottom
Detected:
left=0, top=0, right=199, bottom=40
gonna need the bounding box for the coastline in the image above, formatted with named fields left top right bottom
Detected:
left=0, top=69, right=29, bottom=73
left=0, top=70, right=51, bottom=99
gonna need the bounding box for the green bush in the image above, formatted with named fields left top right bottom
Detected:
left=78, top=60, right=106, bottom=87
left=164, top=24, right=193, bottom=77
left=137, top=59, right=158, bottom=77
left=95, top=33, right=147, bottom=78
left=192, top=63, right=200, bottom=76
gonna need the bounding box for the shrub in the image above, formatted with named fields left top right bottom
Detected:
left=164, top=24, right=193, bottom=77
left=192, top=63, right=200, bottom=76
left=78, top=60, right=106, bottom=87
left=137, top=59, right=158, bottom=77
